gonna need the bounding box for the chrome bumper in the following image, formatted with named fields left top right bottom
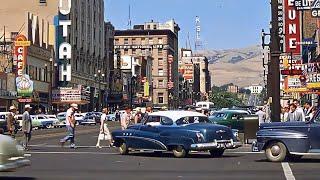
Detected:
left=190, top=139, right=242, bottom=151
left=0, top=157, right=31, bottom=172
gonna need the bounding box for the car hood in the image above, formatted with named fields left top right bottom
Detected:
left=260, top=121, right=307, bottom=129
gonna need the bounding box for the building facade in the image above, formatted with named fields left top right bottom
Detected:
left=114, top=20, right=180, bottom=108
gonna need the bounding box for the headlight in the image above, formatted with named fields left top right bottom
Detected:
left=196, top=132, right=205, bottom=142
left=232, top=129, right=239, bottom=139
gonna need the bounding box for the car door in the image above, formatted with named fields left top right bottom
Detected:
left=308, top=116, right=320, bottom=150
left=131, top=115, right=165, bottom=150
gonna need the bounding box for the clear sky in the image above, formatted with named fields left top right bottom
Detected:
left=104, top=0, right=271, bottom=50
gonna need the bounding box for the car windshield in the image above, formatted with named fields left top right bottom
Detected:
left=176, top=116, right=209, bottom=125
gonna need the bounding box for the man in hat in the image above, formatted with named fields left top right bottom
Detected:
left=6, top=105, right=17, bottom=138
left=22, top=104, right=32, bottom=150
left=60, top=103, right=78, bottom=148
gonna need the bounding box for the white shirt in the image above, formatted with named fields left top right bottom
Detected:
left=296, top=107, right=305, bottom=121
left=65, top=108, right=74, bottom=126
left=256, top=110, right=266, bottom=125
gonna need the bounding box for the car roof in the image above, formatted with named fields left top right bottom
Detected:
left=149, top=111, right=206, bottom=121
left=216, top=110, right=249, bottom=114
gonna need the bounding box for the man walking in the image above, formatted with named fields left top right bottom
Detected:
left=303, top=101, right=313, bottom=120
left=120, top=107, right=132, bottom=130
left=6, top=106, right=17, bottom=138
left=288, top=103, right=304, bottom=122
left=255, top=107, right=266, bottom=125
left=60, top=104, right=78, bottom=148
left=293, top=99, right=305, bottom=121
left=22, top=104, right=32, bottom=150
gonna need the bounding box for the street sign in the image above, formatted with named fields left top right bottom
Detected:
left=18, top=98, right=32, bottom=103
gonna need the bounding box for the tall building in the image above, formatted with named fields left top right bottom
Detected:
left=0, top=0, right=108, bottom=111
left=179, top=48, right=211, bottom=103
left=114, top=20, right=180, bottom=108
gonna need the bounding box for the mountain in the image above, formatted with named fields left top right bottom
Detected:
left=198, top=45, right=264, bottom=88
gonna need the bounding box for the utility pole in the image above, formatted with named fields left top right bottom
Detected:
left=269, top=0, right=281, bottom=121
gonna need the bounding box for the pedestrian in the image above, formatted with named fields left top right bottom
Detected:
left=60, top=104, right=78, bottom=148
left=6, top=106, right=17, bottom=138
left=303, top=101, right=313, bottom=120
left=120, top=106, right=132, bottom=130
left=293, top=99, right=305, bottom=121
left=287, top=103, right=304, bottom=122
left=22, top=104, right=33, bottom=150
left=309, top=107, right=317, bottom=120
left=96, top=108, right=112, bottom=148
left=134, top=108, right=142, bottom=124
left=255, top=107, right=266, bottom=125
left=281, top=106, right=289, bottom=122
left=115, top=110, right=121, bottom=121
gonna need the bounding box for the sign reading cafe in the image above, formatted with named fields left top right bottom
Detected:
left=58, top=0, right=72, bottom=85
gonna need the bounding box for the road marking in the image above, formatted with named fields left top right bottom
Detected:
left=281, top=162, right=296, bottom=180
left=27, top=151, right=118, bottom=155
left=29, top=145, right=111, bottom=148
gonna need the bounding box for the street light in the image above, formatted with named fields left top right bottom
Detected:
left=94, top=70, right=105, bottom=112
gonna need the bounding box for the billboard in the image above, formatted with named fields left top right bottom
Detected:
left=284, top=0, right=302, bottom=55
left=16, top=74, right=34, bottom=97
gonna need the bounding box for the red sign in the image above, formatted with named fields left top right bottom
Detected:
left=281, top=69, right=302, bottom=75
left=284, top=0, right=301, bottom=55
left=14, top=35, right=28, bottom=76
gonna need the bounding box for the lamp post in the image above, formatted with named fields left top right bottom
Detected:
left=94, top=70, right=105, bottom=112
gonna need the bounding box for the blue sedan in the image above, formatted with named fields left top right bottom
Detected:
left=112, top=111, right=241, bottom=158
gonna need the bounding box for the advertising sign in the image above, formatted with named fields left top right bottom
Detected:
left=14, top=34, right=29, bottom=76
left=311, top=0, right=320, bottom=17
left=167, top=55, right=174, bottom=89
left=52, top=85, right=89, bottom=104
left=16, top=74, right=34, bottom=97
left=183, top=64, right=194, bottom=80
left=294, top=0, right=314, bottom=10
left=278, top=0, right=285, bottom=50
left=284, top=0, right=302, bottom=55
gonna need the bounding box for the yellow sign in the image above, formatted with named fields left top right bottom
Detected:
left=307, top=83, right=320, bottom=89
left=284, top=88, right=309, bottom=93
left=14, top=41, right=31, bottom=47
left=144, top=81, right=149, bottom=97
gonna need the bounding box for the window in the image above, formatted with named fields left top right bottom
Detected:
left=124, top=49, right=128, bottom=55
left=149, top=38, right=153, bottom=44
left=158, top=69, right=164, bottom=76
left=132, top=49, right=136, bottom=55
left=158, top=80, right=164, bottom=88
left=147, top=25, right=151, bottom=29
left=124, top=38, right=128, bottom=45
left=160, top=117, right=173, bottom=125
left=176, top=116, right=209, bottom=125
left=141, top=38, right=145, bottom=45
left=132, top=38, right=136, bottom=45
left=158, top=49, right=163, bottom=55
left=115, top=39, right=119, bottom=45
left=153, top=24, right=157, bottom=29
left=158, top=58, right=163, bottom=66
left=158, top=38, right=163, bottom=44
left=158, top=93, right=164, bottom=104
left=39, top=0, right=47, bottom=5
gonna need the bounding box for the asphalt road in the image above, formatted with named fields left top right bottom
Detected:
left=2, top=124, right=320, bottom=180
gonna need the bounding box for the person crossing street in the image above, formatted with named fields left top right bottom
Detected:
left=60, top=104, right=78, bottom=149
left=6, top=105, right=17, bottom=138
left=96, top=108, right=112, bottom=148
left=22, top=104, right=33, bottom=150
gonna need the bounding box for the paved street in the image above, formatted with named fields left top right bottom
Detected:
left=0, top=125, right=319, bottom=180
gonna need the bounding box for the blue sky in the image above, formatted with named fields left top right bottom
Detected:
left=104, top=0, right=270, bottom=50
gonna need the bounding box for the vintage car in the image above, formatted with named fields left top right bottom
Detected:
left=208, top=110, right=255, bottom=132
left=112, top=111, right=241, bottom=158
left=0, top=134, right=30, bottom=171
left=253, top=111, right=320, bottom=162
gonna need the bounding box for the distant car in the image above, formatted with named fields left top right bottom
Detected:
left=107, top=114, right=116, bottom=121
left=0, top=112, right=9, bottom=133
left=81, top=114, right=97, bottom=125
left=0, top=134, right=30, bottom=171
left=56, top=112, right=67, bottom=127
left=112, top=111, right=241, bottom=158
left=253, top=111, right=320, bottom=162
left=74, top=113, right=85, bottom=125
left=208, top=110, right=251, bottom=132
left=196, top=101, right=215, bottom=110
left=45, top=115, right=60, bottom=128
left=31, top=115, right=55, bottom=129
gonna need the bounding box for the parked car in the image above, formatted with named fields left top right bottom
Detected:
left=208, top=110, right=251, bottom=132
left=253, top=112, right=320, bottom=162
left=112, top=111, right=241, bottom=158
left=45, top=115, right=60, bottom=128
left=81, top=115, right=97, bottom=125
left=31, top=115, right=54, bottom=129
left=0, top=134, right=30, bottom=171
left=74, top=113, right=85, bottom=125
left=107, top=113, right=116, bottom=121
left=56, top=112, right=67, bottom=127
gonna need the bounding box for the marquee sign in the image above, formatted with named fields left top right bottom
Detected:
left=167, top=55, right=174, bottom=89
left=57, top=0, right=72, bottom=85
left=14, top=34, right=30, bottom=76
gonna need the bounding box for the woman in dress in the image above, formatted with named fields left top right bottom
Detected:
left=96, top=108, right=112, bottom=148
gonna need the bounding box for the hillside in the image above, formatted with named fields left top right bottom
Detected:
left=198, top=45, right=264, bottom=87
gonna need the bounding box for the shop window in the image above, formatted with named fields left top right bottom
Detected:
left=158, top=93, right=164, bottom=104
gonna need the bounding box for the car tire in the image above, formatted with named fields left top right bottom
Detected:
left=265, top=141, right=287, bottom=162
left=287, top=154, right=303, bottom=161
left=209, top=149, right=225, bottom=158
left=173, top=146, right=188, bottom=158
left=119, top=142, right=129, bottom=155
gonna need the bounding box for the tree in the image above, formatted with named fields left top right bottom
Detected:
left=209, top=91, right=244, bottom=108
